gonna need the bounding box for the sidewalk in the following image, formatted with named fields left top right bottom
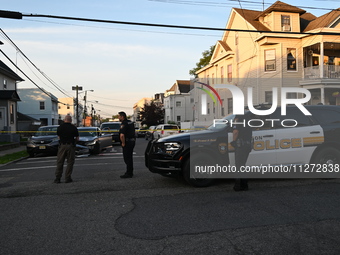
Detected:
left=0, top=145, right=27, bottom=157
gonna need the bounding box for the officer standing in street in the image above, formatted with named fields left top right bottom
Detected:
left=118, top=111, right=136, bottom=178
left=54, top=115, right=79, bottom=183
left=230, top=114, right=252, bottom=191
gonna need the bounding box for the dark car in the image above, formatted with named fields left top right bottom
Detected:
left=77, top=127, right=112, bottom=154
left=136, top=127, right=148, bottom=138
left=100, top=122, right=121, bottom=143
left=145, top=125, right=156, bottom=140
left=145, top=105, right=340, bottom=187
left=26, top=125, right=89, bottom=157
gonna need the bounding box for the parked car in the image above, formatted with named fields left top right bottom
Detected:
left=100, top=122, right=121, bottom=143
left=77, top=127, right=112, bottom=154
left=153, top=124, right=180, bottom=139
left=145, top=126, right=156, bottom=140
left=26, top=125, right=89, bottom=157
left=136, top=127, right=148, bottom=138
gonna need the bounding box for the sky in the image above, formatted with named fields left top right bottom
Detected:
left=0, top=0, right=339, bottom=118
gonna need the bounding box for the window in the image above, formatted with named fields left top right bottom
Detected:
left=287, top=48, right=297, bottom=71
left=221, top=66, right=224, bottom=83
left=227, top=64, right=232, bottom=82
left=10, top=104, right=14, bottom=124
left=228, top=98, right=233, bottom=114
left=3, top=79, right=7, bottom=89
left=40, top=101, right=45, bottom=110
left=207, top=103, right=210, bottom=114
left=177, top=116, right=181, bottom=122
left=286, top=92, right=297, bottom=99
left=265, top=91, right=273, bottom=103
left=176, top=101, right=181, bottom=107
left=281, top=15, right=291, bottom=31
left=265, top=49, right=276, bottom=71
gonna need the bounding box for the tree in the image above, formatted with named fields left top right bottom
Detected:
left=189, top=45, right=215, bottom=77
left=139, top=101, right=164, bottom=127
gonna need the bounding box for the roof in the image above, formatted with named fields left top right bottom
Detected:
left=233, top=8, right=270, bottom=31
left=0, top=90, right=21, bottom=101
left=303, top=8, right=340, bottom=32
left=176, top=80, right=193, bottom=94
left=255, top=1, right=306, bottom=20
left=0, top=60, right=24, bottom=81
left=17, top=112, right=40, bottom=122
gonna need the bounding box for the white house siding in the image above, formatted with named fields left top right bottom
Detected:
left=17, top=88, right=59, bottom=126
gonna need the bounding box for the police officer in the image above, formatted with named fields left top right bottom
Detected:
left=54, top=115, right=79, bottom=183
left=118, top=111, right=136, bottom=178
left=230, top=114, right=252, bottom=191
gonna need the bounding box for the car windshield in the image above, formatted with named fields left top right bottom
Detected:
left=101, top=123, right=120, bottom=130
left=79, top=129, right=97, bottom=137
left=207, top=114, right=236, bottom=130
left=35, top=127, right=58, bottom=136
left=164, top=126, right=178, bottom=130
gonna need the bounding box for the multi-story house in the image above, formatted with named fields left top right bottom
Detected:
left=132, top=97, right=152, bottom=127
left=17, top=88, right=59, bottom=126
left=164, top=80, right=193, bottom=125
left=194, top=1, right=340, bottom=123
left=0, top=60, right=23, bottom=134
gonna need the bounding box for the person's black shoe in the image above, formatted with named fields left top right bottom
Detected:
left=65, top=178, right=73, bottom=183
left=53, top=178, right=61, bottom=184
left=120, top=173, right=133, bottom=178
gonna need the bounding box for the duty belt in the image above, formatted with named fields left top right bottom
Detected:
left=126, top=138, right=135, bottom=142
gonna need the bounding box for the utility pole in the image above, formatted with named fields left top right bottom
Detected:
left=72, top=85, right=82, bottom=126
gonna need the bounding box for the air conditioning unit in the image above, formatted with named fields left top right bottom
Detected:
left=282, top=25, right=291, bottom=31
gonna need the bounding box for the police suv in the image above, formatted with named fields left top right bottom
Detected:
left=145, top=105, right=340, bottom=187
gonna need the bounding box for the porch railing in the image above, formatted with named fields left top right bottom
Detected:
left=304, top=65, right=340, bottom=79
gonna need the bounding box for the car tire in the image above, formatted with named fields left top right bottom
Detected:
left=93, top=142, right=101, bottom=154
left=313, top=147, right=340, bottom=165
left=183, top=153, right=215, bottom=187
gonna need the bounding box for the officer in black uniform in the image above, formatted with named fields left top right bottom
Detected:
left=230, top=114, right=252, bottom=191
left=54, top=115, right=79, bottom=183
left=118, top=111, right=136, bottom=178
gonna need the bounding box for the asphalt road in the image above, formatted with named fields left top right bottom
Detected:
left=1, top=138, right=340, bottom=255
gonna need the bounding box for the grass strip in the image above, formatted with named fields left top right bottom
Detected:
left=0, top=150, right=28, bottom=164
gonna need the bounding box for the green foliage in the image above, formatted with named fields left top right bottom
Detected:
left=189, top=45, right=215, bottom=77
left=139, top=101, right=164, bottom=127
left=0, top=150, right=28, bottom=164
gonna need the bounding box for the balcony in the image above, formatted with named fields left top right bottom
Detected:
left=304, top=65, right=340, bottom=80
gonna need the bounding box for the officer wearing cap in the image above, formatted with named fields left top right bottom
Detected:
left=230, top=114, right=252, bottom=191
left=54, top=115, right=79, bottom=183
left=118, top=111, right=136, bottom=178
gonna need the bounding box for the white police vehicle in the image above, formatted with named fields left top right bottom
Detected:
left=145, top=105, right=340, bottom=187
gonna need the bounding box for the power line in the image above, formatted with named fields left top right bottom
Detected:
left=0, top=10, right=339, bottom=35
left=0, top=28, right=72, bottom=98
left=0, top=48, right=66, bottom=104
left=149, top=0, right=337, bottom=12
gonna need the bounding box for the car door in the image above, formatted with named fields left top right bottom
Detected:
left=246, top=113, right=278, bottom=166
left=272, top=107, right=323, bottom=165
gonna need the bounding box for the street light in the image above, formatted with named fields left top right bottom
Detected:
left=82, top=90, right=94, bottom=126
left=72, top=85, right=82, bottom=126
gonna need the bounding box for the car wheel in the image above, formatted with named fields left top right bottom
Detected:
left=93, top=142, right=101, bottom=154
left=183, top=153, right=215, bottom=187
left=28, top=151, right=35, bottom=157
left=314, top=147, right=340, bottom=165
